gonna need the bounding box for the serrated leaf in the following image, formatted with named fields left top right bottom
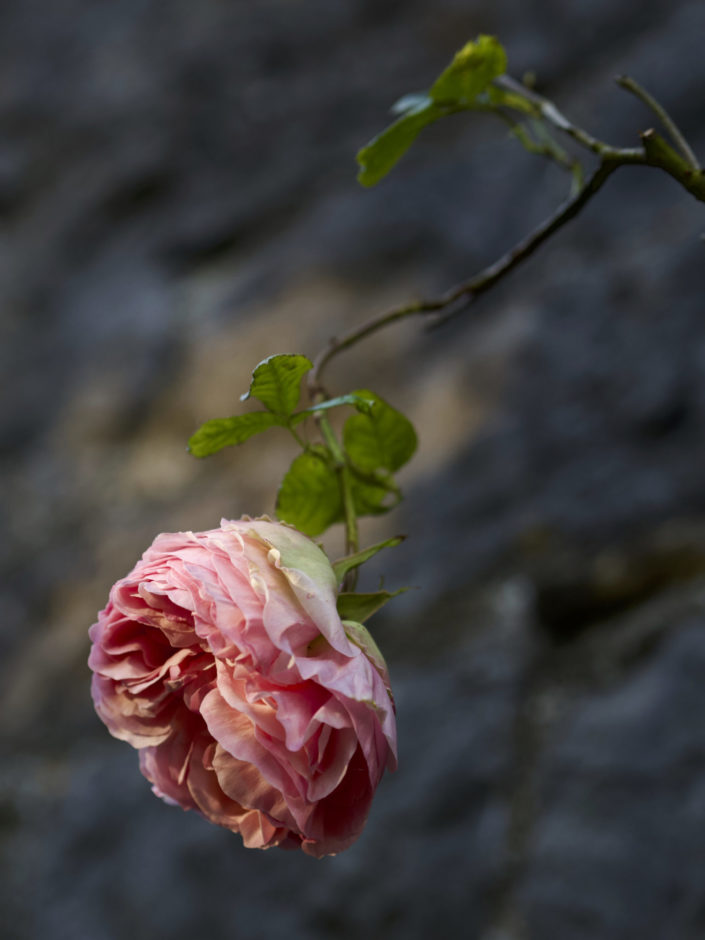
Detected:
left=356, top=98, right=446, bottom=187
left=188, top=411, right=284, bottom=457
left=332, top=535, right=405, bottom=585
left=276, top=451, right=341, bottom=537
left=430, top=35, right=507, bottom=104
left=343, top=390, right=417, bottom=473
left=241, top=354, right=313, bottom=417
left=290, top=393, right=375, bottom=426
left=337, top=589, right=408, bottom=623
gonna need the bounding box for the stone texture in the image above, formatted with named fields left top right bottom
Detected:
left=3, top=1, right=705, bottom=938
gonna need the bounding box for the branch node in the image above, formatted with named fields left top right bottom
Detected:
left=618, top=74, right=700, bottom=170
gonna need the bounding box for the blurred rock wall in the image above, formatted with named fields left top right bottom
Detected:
left=2, top=1, right=705, bottom=938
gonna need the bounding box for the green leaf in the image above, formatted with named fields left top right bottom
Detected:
left=276, top=451, right=341, bottom=537
left=356, top=36, right=511, bottom=187
left=343, top=390, right=417, bottom=473
left=332, top=535, right=405, bottom=585
left=290, top=393, right=375, bottom=426
left=430, top=35, right=507, bottom=104
left=188, top=411, right=284, bottom=457
left=350, top=466, right=401, bottom=516
left=241, top=354, right=313, bottom=417
left=356, top=97, right=446, bottom=187
left=337, top=589, right=408, bottom=623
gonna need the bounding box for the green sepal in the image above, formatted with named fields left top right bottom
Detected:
left=332, top=535, right=405, bottom=585
left=337, top=589, right=408, bottom=623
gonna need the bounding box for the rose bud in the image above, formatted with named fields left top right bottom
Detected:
left=88, top=518, right=397, bottom=857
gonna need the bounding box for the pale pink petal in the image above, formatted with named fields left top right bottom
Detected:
left=267, top=683, right=331, bottom=752
left=235, top=520, right=354, bottom=657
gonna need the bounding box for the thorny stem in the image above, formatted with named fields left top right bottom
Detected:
left=307, top=74, right=703, bottom=396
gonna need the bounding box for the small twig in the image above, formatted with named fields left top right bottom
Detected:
left=430, top=160, right=620, bottom=328
left=494, top=75, right=637, bottom=159
left=309, top=297, right=448, bottom=399
left=616, top=74, right=700, bottom=170
left=495, top=110, right=581, bottom=179
left=309, top=161, right=619, bottom=392
left=307, top=74, right=705, bottom=397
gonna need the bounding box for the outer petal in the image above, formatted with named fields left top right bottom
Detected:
left=228, top=519, right=355, bottom=657
left=295, top=644, right=397, bottom=764
left=301, top=746, right=374, bottom=857
left=342, top=620, right=395, bottom=706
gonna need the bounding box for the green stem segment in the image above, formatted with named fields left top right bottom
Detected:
left=315, top=410, right=360, bottom=590
left=287, top=425, right=307, bottom=449
left=338, top=466, right=360, bottom=591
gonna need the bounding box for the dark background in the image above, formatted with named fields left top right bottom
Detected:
left=3, top=2, right=705, bottom=938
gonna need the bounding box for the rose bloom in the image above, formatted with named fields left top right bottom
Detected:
left=88, top=518, right=397, bottom=857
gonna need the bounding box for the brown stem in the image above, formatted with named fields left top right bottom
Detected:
left=309, top=160, right=619, bottom=393
left=431, top=159, right=620, bottom=327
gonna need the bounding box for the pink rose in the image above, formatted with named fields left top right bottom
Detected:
left=88, top=518, right=397, bottom=857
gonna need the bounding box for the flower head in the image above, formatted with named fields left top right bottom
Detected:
left=89, top=518, right=396, bottom=857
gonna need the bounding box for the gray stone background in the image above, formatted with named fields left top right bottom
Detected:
left=2, top=1, right=705, bottom=938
